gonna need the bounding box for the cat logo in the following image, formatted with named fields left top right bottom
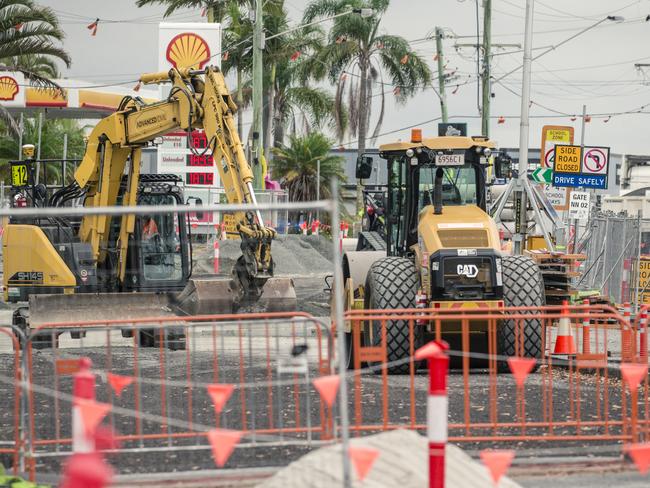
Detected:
left=456, top=264, right=479, bottom=279
left=166, top=33, right=211, bottom=70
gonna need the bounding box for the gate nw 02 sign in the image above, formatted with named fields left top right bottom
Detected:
left=568, top=191, right=590, bottom=220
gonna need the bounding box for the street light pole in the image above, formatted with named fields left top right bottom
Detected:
left=252, top=0, right=264, bottom=190
left=481, top=0, right=492, bottom=137
left=512, top=0, right=534, bottom=255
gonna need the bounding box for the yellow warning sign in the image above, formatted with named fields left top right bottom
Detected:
left=222, top=214, right=239, bottom=239
left=638, top=258, right=650, bottom=304
left=554, top=145, right=581, bottom=173
left=11, top=164, right=28, bottom=187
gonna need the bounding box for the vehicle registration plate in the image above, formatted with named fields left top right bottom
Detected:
left=435, top=154, right=464, bottom=166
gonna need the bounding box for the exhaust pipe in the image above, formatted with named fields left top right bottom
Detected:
left=434, top=167, right=443, bottom=215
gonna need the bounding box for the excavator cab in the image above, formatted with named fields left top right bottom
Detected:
left=121, top=174, right=191, bottom=292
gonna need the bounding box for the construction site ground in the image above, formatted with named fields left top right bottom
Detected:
left=0, top=236, right=644, bottom=486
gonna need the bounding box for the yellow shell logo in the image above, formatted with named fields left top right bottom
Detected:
left=0, top=76, right=19, bottom=101
left=166, top=33, right=211, bottom=70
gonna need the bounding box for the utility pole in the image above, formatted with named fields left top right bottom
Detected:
left=514, top=0, right=534, bottom=255
left=481, top=0, right=491, bottom=137
left=252, top=0, right=265, bottom=190
left=435, top=27, right=448, bottom=123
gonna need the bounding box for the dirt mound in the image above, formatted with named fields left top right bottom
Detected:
left=193, top=235, right=334, bottom=277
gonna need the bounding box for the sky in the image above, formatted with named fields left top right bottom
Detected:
left=39, top=0, right=650, bottom=154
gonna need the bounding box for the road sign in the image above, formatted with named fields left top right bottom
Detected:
left=543, top=185, right=569, bottom=210
left=582, top=146, right=609, bottom=175
left=541, top=125, right=574, bottom=168
left=553, top=172, right=607, bottom=189
left=531, top=167, right=553, bottom=184
left=568, top=191, right=590, bottom=220
left=554, top=145, right=581, bottom=173
left=638, top=259, right=650, bottom=304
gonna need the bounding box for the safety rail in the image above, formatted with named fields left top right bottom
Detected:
left=18, top=312, right=334, bottom=479
left=345, top=304, right=648, bottom=444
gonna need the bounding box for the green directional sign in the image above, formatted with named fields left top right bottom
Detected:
left=531, top=167, right=553, bottom=184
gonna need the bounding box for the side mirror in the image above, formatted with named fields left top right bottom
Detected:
left=187, top=197, right=204, bottom=220
left=494, top=155, right=512, bottom=179
left=356, top=156, right=373, bottom=179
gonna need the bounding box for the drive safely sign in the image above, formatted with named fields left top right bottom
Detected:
left=553, top=173, right=607, bottom=189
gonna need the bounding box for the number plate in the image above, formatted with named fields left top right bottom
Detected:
left=11, top=164, right=28, bottom=187
left=435, top=154, right=464, bottom=166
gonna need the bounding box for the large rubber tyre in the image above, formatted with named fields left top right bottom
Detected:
left=365, top=257, right=422, bottom=374
left=498, top=255, right=545, bottom=370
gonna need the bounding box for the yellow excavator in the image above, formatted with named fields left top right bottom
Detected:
left=343, top=130, right=545, bottom=372
left=3, top=66, right=296, bottom=347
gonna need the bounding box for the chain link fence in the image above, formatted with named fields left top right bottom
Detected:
left=579, top=213, right=642, bottom=305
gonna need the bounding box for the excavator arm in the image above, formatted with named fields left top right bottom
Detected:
left=73, top=66, right=275, bottom=298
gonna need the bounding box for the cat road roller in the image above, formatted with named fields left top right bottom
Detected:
left=343, top=130, right=545, bottom=373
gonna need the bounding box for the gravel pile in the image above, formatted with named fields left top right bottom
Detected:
left=193, top=234, right=335, bottom=277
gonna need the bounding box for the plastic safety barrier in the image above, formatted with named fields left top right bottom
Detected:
left=346, top=303, right=648, bottom=444
left=21, top=312, right=333, bottom=478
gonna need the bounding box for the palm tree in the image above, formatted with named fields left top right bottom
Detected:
left=135, top=0, right=238, bottom=23
left=272, top=56, right=341, bottom=148
left=272, top=132, right=345, bottom=204
left=303, top=0, right=431, bottom=212
left=0, top=0, right=71, bottom=133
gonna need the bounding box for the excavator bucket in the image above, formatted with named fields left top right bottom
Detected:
left=172, top=277, right=297, bottom=315
left=28, top=292, right=178, bottom=327
left=27, top=277, right=297, bottom=328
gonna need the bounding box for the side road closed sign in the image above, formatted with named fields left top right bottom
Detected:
left=552, top=144, right=609, bottom=189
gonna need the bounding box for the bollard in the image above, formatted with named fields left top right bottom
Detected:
left=213, top=240, right=220, bottom=274
left=427, top=340, right=449, bottom=488
left=73, top=358, right=95, bottom=453
left=623, top=302, right=632, bottom=361
left=582, top=299, right=591, bottom=355
left=640, top=309, right=648, bottom=362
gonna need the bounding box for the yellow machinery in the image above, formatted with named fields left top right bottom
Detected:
left=343, top=130, right=545, bottom=372
left=3, top=67, right=295, bottom=346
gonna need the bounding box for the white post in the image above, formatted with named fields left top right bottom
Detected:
left=36, top=112, right=43, bottom=184
left=316, top=159, right=321, bottom=224
left=513, top=0, right=535, bottom=254
left=331, top=180, right=351, bottom=487
left=62, top=132, right=68, bottom=185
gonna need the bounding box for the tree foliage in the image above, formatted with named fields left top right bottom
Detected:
left=0, top=0, right=70, bottom=134
left=0, top=117, right=88, bottom=185
left=302, top=0, right=431, bottom=145
left=271, top=132, right=345, bottom=202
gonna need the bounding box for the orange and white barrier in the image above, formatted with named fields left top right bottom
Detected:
left=72, top=358, right=96, bottom=453
left=415, top=340, right=449, bottom=488
left=213, top=240, right=220, bottom=274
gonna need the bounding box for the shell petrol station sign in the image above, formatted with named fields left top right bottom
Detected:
left=0, top=72, right=24, bottom=107
left=157, top=23, right=222, bottom=228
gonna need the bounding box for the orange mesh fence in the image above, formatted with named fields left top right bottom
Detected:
left=345, top=304, right=647, bottom=444
left=21, top=312, right=334, bottom=477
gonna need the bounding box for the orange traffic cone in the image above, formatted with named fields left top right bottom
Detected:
left=553, top=301, right=577, bottom=355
